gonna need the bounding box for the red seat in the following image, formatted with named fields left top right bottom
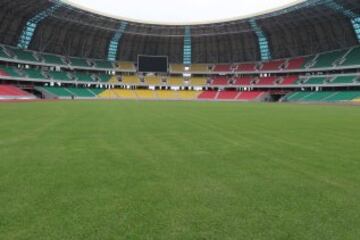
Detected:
left=0, top=85, right=31, bottom=97
left=0, top=68, right=9, bottom=77
left=236, top=63, right=256, bottom=72
left=256, top=77, right=277, bottom=85
left=211, top=77, right=229, bottom=86
left=237, top=91, right=264, bottom=100
left=261, top=60, right=285, bottom=71
left=233, top=77, right=254, bottom=86
left=217, top=91, right=239, bottom=100
left=213, top=64, right=232, bottom=72
left=286, top=57, right=305, bottom=70
left=280, top=76, right=299, bottom=85
left=198, top=91, right=218, bottom=99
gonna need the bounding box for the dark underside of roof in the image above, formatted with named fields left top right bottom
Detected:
left=0, top=0, right=360, bottom=63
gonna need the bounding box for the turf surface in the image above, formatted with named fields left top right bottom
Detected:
left=0, top=101, right=360, bottom=239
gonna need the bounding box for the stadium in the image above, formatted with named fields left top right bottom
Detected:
left=0, top=0, right=360, bottom=239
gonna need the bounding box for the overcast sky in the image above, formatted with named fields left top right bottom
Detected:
left=65, top=0, right=303, bottom=25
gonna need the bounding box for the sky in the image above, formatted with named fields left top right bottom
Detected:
left=64, top=0, right=304, bottom=25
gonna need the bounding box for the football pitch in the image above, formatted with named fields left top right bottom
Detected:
left=0, top=101, right=359, bottom=239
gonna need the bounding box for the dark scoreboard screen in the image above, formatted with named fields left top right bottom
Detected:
left=138, top=55, right=168, bottom=73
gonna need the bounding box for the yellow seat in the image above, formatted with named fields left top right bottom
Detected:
left=109, top=76, right=119, bottom=83
left=170, top=64, right=185, bottom=72
left=156, top=90, right=178, bottom=99
left=112, top=89, right=137, bottom=99
left=118, top=62, right=135, bottom=71
left=135, top=90, right=156, bottom=99
left=189, top=77, right=207, bottom=86
left=353, top=98, right=360, bottom=102
left=191, top=64, right=211, bottom=73
left=178, top=91, right=202, bottom=99
left=98, top=90, right=118, bottom=98
left=167, top=77, right=184, bottom=86
left=144, top=76, right=162, bottom=86
left=122, top=75, right=141, bottom=85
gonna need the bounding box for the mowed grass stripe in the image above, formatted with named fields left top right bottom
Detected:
left=0, top=101, right=359, bottom=239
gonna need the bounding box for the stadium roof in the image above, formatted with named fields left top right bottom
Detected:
left=63, top=0, right=305, bottom=25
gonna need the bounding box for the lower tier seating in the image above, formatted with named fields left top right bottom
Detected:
left=198, top=91, right=218, bottom=99
left=0, top=85, right=34, bottom=99
left=237, top=91, right=265, bottom=101
left=217, top=91, right=239, bottom=100
left=285, top=91, right=360, bottom=102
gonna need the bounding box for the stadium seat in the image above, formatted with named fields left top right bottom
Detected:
left=236, top=63, right=256, bottom=72
left=304, top=76, right=327, bottom=85
left=42, top=54, right=65, bottom=65
left=285, top=57, right=306, bottom=70
left=217, top=91, right=239, bottom=100
left=280, top=76, right=299, bottom=85
left=24, top=69, right=45, bottom=79
left=198, top=91, right=218, bottom=99
left=256, top=76, right=278, bottom=85
left=11, top=48, right=38, bottom=62
left=97, top=74, right=112, bottom=82
left=233, top=77, right=254, bottom=86
left=156, top=90, right=179, bottom=99
left=177, top=91, right=201, bottom=99
left=191, top=64, right=210, bottom=72
left=122, top=75, right=141, bottom=85
left=74, top=72, right=94, bottom=82
left=167, top=76, right=184, bottom=86
left=48, top=71, right=72, bottom=81
left=170, top=64, right=185, bottom=72
left=43, top=87, right=73, bottom=97
left=237, top=91, right=264, bottom=101
left=0, top=85, right=33, bottom=99
left=189, top=77, right=207, bottom=86
left=261, top=60, right=285, bottom=71
left=0, top=66, right=22, bottom=77
left=211, top=77, right=229, bottom=86
left=94, top=59, right=113, bottom=69
left=69, top=57, right=90, bottom=67
left=213, top=64, right=233, bottom=72
left=329, top=75, right=356, bottom=84
left=118, top=62, right=136, bottom=71
left=66, top=87, right=97, bottom=97
left=135, top=90, right=156, bottom=99
left=311, top=50, right=346, bottom=69
left=340, top=46, right=360, bottom=66
left=144, top=76, right=162, bottom=86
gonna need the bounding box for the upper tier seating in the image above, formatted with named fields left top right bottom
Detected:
left=213, top=64, right=233, bottom=72
left=118, top=62, right=136, bottom=71
left=42, top=54, right=64, bottom=65
left=285, top=57, right=306, bottom=70
left=261, top=60, right=285, bottom=71
left=330, top=75, right=356, bottom=84
left=237, top=91, right=265, bottom=101
left=48, top=71, right=72, bottom=81
left=311, top=50, right=346, bottom=69
left=170, top=64, right=185, bottom=72
left=211, top=77, right=229, bottom=86
left=12, top=48, right=38, bottom=62
left=191, top=64, right=210, bottom=72
left=144, top=76, right=162, bottom=86
left=280, top=76, right=299, bottom=85
left=0, top=47, right=10, bottom=59
left=233, top=77, right=254, bottom=86
left=122, top=75, right=141, bottom=85
left=198, top=91, right=218, bottom=99
left=94, top=60, right=113, bottom=69
left=189, top=77, right=207, bottom=86
left=236, top=63, right=256, bottom=72
left=217, top=91, right=239, bottom=100
left=0, top=85, right=33, bottom=99
left=340, top=46, right=360, bottom=66
left=256, top=76, right=278, bottom=85
left=167, top=76, right=184, bottom=86
left=69, top=57, right=90, bottom=67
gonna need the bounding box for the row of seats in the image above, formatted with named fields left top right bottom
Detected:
left=0, top=85, right=35, bottom=100
left=0, top=66, right=112, bottom=82
left=2, top=44, right=360, bottom=73
left=285, top=91, right=360, bottom=102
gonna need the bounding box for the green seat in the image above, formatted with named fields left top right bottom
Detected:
left=12, top=48, right=38, bottom=62
left=0, top=47, right=10, bottom=59
left=43, top=87, right=72, bottom=97
left=302, top=92, right=335, bottom=101
left=74, top=72, right=94, bottom=82
left=330, top=76, right=356, bottom=84
left=341, top=47, right=360, bottom=66
left=285, top=92, right=311, bottom=101
left=94, top=60, right=113, bottom=69
left=311, top=50, right=346, bottom=69
left=98, top=74, right=111, bottom=82
left=25, top=69, right=44, bottom=79
left=66, top=88, right=96, bottom=97
left=42, top=54, right=64, bottom=65
left=1, top=66, right=21, bottom=77
left=305, top=77, right=326, bottom=85
left=326, top=92, right=360, bottom=102
left=48, top=71, right=72, bottom=81
left=70, top=58, right=90, bottom=67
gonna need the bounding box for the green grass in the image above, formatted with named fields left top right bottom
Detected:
left=0, top=101, right=360, bottom=240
